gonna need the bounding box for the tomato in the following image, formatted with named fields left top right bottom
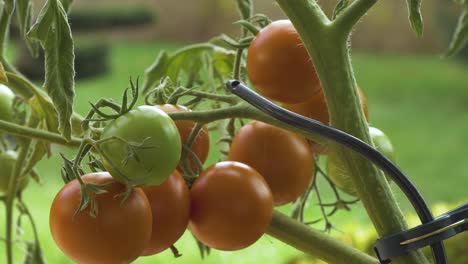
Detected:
left=100, top=105, right=181, bottom=186
left=0, top=151, right=30, bottom=194
left=49, top=172, right=152, bottom=264
left=141, top=170, right=190, bottom=256
left=327, top=127, right=396, bottom=196
left=189, top=161, right=273, bottom=250
left=228, top=121, right=314, bottom=205
left=284, top=86, right=369, bottom=154
left=283, top=86, right=369, bottom=125
left=247, top=20, right=321, bottom=104
left=155, top=104, right=210, bottom=173
left=0, top=84, right=14, bottom=123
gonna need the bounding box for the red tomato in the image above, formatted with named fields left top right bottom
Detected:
left=247, top=20, right=321, bottom=104
left=189, top=161, right=274, bottom=250
left=228, top=121, right=314, bottom=205
left=50, top=172, right=152, bottom=264
left=141, top=170, right=190, bottom=256
left=155, top=104, right=210, bottom=173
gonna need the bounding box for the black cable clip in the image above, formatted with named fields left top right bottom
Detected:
left=374, top=203, right=468, bottom=263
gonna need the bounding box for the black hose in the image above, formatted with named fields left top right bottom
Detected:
left=225, top=80, right=447, bottom=264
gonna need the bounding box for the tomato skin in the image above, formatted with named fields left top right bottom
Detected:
left=100, top=105, right=181, bottom=186
left=49, top=172, right=153, bottom=264
left=284, top=87, right=368, bottom=155
left=327, top=127, right=396, bottom=196
left=247, top=20, right=321, bottom=104
left=0, top=151, right=29, bottom=194
left=155, top=104, right=210, bottom=173
left=141, top=170, right=190, bottom=256
left=283, top=86, right=369, bottom=125
left=228, top=121, right=314, bottom=205
left=189, top=161, right=273, bottom=250
left=0, top=84, right=14, bottom=123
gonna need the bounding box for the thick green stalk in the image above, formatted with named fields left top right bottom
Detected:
left=267, top=211, right=378, bottom=264
left=276, top=0, right=428, bottom=263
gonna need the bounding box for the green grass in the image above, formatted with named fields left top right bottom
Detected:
left=1, top=41, right=467, bottom=263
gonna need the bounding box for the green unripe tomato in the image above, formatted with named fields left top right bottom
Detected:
left=327, top=126, right=396, bottom=196
left=0, top=84, right=14, bottom=123
left=100, top=105, right=182, bottom=186
left=0, top=151, right=30, bottom=194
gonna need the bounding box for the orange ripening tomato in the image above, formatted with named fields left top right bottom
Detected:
left=189, top=161, right=273, bottom=250
left=283, top=86, right=369, bottom=125
left=141, top=170, right=190, bottom=256
left=155, top=104, right=210, bottom=173
left=228, top=121, right=314, bottom=206
left=247, top=20, right=321, bottom=104
left=49, top=172, right=152, bottom=264
left=284, top=87, right=369, bottom=155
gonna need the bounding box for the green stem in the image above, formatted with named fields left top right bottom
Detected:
left=0, top=120, right=82, bottom=147
left=5, top=119, right=35, bottom=264
left=333, top=0, right=379, bottom=35
left=168, top=103, right=325, bottom=144
left=182, top=89, right=239, bottom=104
left=276, top=1, right=427, bottom=263
left=0, top=3, right=13, bottom=58
left=267, top=211, right=378, bottom=264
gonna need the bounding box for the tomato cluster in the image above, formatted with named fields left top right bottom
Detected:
left=48, top=19, right=397, bottom=263
left=50, top=105, right=275, bottom=263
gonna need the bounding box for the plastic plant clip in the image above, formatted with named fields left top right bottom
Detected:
left=225, top=80, right=468, bottom=264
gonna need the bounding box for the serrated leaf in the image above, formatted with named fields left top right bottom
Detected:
left=142, top=44, right=220, bottom=93
left=446, top=1, right=468, bottom=56
left=29, top=90, right=60, bottom=133
left=17, top=0, right=39, bottom=57
left=406, top=0, right=424, bottom=36
left=142, top=51, right=170, bottom=93
left=211, top=47, right=236, bottom=80
left=236, top=0, right=252, bottom=20
left=28, top=0, right=75, bottom=140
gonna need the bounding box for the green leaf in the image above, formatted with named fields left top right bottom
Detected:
left=28, top=0, right=75, bottom=140
left=28, top=89, right=60, bottom=134
left=143, top=44, right=226, bottom=93
left=142, top=51, right=170, bottom=93
left=236, top=0, right=252, bottom=20
left=405, top=0, right=424, bottom=36
left=446, top=1, right=468, bottom=57
left=17, top=0, right=39, bottom=57
left=332, top=0, right=349, bottom=20
left=211, top=46, right=236, bottom=79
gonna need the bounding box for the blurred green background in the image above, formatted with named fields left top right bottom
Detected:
left=1, top=0, right=468, bottom=263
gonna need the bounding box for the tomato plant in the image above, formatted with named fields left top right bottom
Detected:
left=189, top=161, right=274, bottom=250
left=155, top=104, right=210, bottom=173
left=99, top=105, right=182, bottom=186
left=246, top=20, right=321, bottom=104
left=0, top=151, right=29, bottom=194
left=228, top=121, right=314, bottom=205
left=0, top=84, right=14, bottom=123
left=0, top=0, right=465, bottom=263
left=49, top=172, right=153, bottom=264
left=327, top=127, right=396, bottom=196
left=141, top=170, right=190, bottom=256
